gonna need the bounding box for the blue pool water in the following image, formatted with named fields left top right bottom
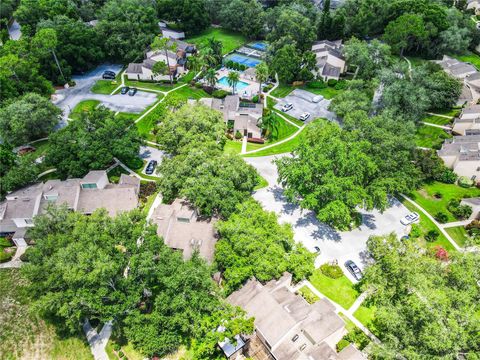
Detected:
left=225, top=53, right=262, bottom=67
left=248, top=42, right=268, bottom=51
left=217, top=76, right=249, bottom=91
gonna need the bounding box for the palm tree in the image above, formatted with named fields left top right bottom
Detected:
left=188, top=55, right=204, bottom=75
left=255, top=62, right=269, bottom=94
left=152, top=61, right=168, bottom=79
left=227, top=71, right=240, bottom=95
left=260, top=109, right=278, bottom=139
left=151, top=36, right=177, bottom=85
left=207, top=37, right=222, bottom=65
left=199, top=46, right=215, bottom=69
left=204, top=68, right=218, bottom=88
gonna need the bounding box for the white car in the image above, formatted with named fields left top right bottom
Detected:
left=299, top=112, right=311, bottom=121
left=400, top=212, right=419, bottom=225
left=281, top=103, right=293, bottom=112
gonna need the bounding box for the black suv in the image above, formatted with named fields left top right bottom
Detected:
left=102, top=70, right=116, bottom=79
left=145, top=160, right=158, bottom=175
left=345, top=260, right=363, bottom=281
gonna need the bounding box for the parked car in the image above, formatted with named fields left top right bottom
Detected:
left=314, top=246, right=321, bottom=253
left=128, top=88, right=137, bottom=96
left=400, top=212, right=419, bottom=225
left=299, top=112, right=311, bottom=121
left=281, top=103, right=293, bottom=112
left=120, top=86, right=130, bottom=94
left=145, top=160, right=157, bottom=175
left=102, top=70, right=116, bottom=79
left=345, top=260, right=363, bottom=281
left=401, top=235, right=410, bottom=241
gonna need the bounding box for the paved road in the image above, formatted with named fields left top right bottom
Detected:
left=53, top=64, right=125, bottom=124
left=245, top=155, right=411, bottom=282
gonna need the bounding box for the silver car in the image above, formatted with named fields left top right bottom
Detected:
left=281, top=103, right=293, bottom=112
left=299, top=112, right=311, bottom=121
left=400, top=212, right=419, bottom=225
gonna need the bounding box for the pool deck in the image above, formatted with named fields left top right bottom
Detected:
left=215, top=68, right=260, bottom=99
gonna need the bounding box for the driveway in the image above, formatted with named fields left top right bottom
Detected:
left=274, top=89, right=337, bottom=122
left=139, top=146, right=165, bottom=175
left=244, top=155, right=411, bottom=282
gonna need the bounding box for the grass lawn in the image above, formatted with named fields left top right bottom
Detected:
left=451, top=51, right=480, bottom=70
left=400, top=198, right=456, bottom=252
left=107, top=165, right=130, bottom=183
left=30, top=138, right=50, bottom=155
left=91, top=80, right=120, bottom=95
left=186, top=27, right=246, bottom=54
left=254, top=175, right=269, bottom=190
left=273, top=109, right=305, bottom=127
left=309, top=268, right=359, bottom=310
left=266, top=96, right=277, bottom=109
left=301, top=85, right=343, bottom=100
left=0, top=269, right=93, bottom=360
left=243, top=130, right=303, bottom=157
left=353, top=305, right=377, bottom=334
left=124, top=79, right=184, bottom=92
left=247, top=113, right=297, bottom=151
left=414, top=124, right=451, bottom=149
left=445, top=226, right=469, bottom=247
left=430, top=108, right=462, bottom=117
left=410, top=181, right=480, bottom=223
left=70, top=100, right=101, bottom=119
left=170, top=85, right=211, bottom=101
left=297, top=286, right=320, bottom=304
left=422, top=114, right=453, bottom=126
left=270, top=84, right=294, bottom=98
left=224, top=139, right=242, bottom=155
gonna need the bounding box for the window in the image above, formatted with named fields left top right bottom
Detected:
left=177, top=217, right=190, bottom=223
left=44, top=194, right=58, bottom=201
left=81, top=183, right=97, bottom=189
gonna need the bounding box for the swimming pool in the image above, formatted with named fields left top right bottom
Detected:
left=224, top=53, right=262, bottom=67
left=217, top=76, right=250, bottom=91
left=248, top=42, right=268, bottom=51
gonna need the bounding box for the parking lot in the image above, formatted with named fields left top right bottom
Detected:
left=273, top=89, right=337, bottom=122
left=244, top=155, right=411, bottom=282
left=139, top=146, right=165, bottom=176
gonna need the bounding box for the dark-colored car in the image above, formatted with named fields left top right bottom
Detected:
left=120, top=86, right=130, bottom=94
left=128, top=88, right=137, bottom=96
left=145, top=160, right=158, bottom=175
left=345, top=260, right=363, bottom=281
left=102, top=70, right=116, bottom=79
left=314, top=246, right=321, bottom=253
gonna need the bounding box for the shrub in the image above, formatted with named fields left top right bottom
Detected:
left=435, top=211, right=448, bottom=223
left=240, top=64, right=247, bottom=71
left=334, top=80, right=348, bottom=90
left=458, top=176, right=474, bottom=188
left=252, top=95, right=259, bottom=103
left=466, top=220, right=480, bottom=238
left=447, top=199, right=473, bottom=220
left=212, top=89, right=229, bottom=99
left=435, top=168, right=457, bottom=184
left=327, top=78, right=338, bottom=87
left=0, top=250, right=13, bottom=263
left=343, top=328, right=370, bottom=350
left=425, top=229, right=440, bottom=242
left=306, top=80, right=327, bottom=89
left=113, top=343, right=121, bottom=351
left=320, top=263, right=344, bottom=279
left=194, top=82, right=203, bottom=89
left=433, top=245, right=449, bottom=261
left=263, top=84, right=273, bottom=92
left=118, top=351, right=124, bottom=357
left=235, top=131, right=242, bottom=139
left=226, top=60, right=234, bottom=68
left=409, top=223, right=422, bottom=238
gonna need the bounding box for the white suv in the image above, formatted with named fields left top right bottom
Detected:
left=281, top=103, right=293, bottom=112
left=299, top=112, right=311, bottom=121
left=400, top=212, right=419, bottom=225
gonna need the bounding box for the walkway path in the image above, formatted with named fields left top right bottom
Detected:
left=241, top=136, right=248, bottom=154
left=291, top=281, right=380, bottom=343
left=400, top=194, right=461, bottom=251
left=421, top=122, right=451, bottom=130
left=37, top=168, right=57, bottom=179
left=113, top=157, right=157, bottom=182
left=426, top=112, right=454, bottom=119
left=403, top=56, right=412, bottom=80
left=242, top=125, right=305, bottom=155
left=441, top=219, right=471, bottom=229
left=0, top=246, right=27, bottom=269
left=83, top=320, right=113, bottom=360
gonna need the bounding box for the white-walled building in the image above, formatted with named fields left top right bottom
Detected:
left=311, top=40, right=346, bottom=81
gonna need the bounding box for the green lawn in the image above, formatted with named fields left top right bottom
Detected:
left=410, top=182, right=480, bottom=223
left=91, top=80, right=120, bottom=95
left=124, top=79, right=183, bottom=92
left=30, top=138, right=50, bottom=155
left=0, top=269, right=93, bottom=360
left=266, top=96, right=277, bottom=109
left=430, top=108, right=462, bottom=118
left=70, top=100, right=101, bottom=119
left=309, top=268, right=359, bottom=310
left=254, top=175, right=269, bottom=190
left=170, top=85, right=211, bottom=101
left=353, top=305, right=377, bottom=334
left=224, top=139, right=242, bottom=155
left=445, top=226, right=469, bottom=247
left=243, top=130, right=304, bottom=157
left=451, top=51, right=480, bottom=71
left=186, top=27, right=246, bottom=54
left=271, top=84, right=294, bottom=98
left=301, top=85, right=343, bottom=100
left=272, top=109, right=305, bottom=127
left=400, top=198, right=456, bottom=252
left=414, top=124, right=451, bottom=149
left=247, top=113, right=297, bottom=151
left=422, top=114, right=453, bottom=126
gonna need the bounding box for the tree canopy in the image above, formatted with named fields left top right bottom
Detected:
left=362, top=233, right=480, bottom=358
left=0, top=92, right=61, bottom=146
left=45, top=107, right=141, bottom=178
left=215, top=199, right=315, bottom=293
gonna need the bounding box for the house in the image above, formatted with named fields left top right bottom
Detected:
left=0, top=171, right=140, bottom=247
left=311, top=40, right=346, bottom=81
left=452, top=105, right=480, bottom=135
left=436, top=55, right=480, bottom=104
left=467, top=0, right=480, bottom=14
left=125, top=39, right=196, bottom=82
left=159, top=20, right=185, bottom=40
left=150, top=198, right=217, bottom=262
left=225, top=273, right=366, bottom=360
left=192, top=95, right=264, bottom=139
left=438, top=134, right=480, bottom=180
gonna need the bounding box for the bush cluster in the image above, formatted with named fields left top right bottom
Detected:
left=425, top=229, right=440, bottom=242
left=435, top=211, right=448, bottom=223
left=212, top=89, right=230, bottom=99
left=225, top=60, right=247, bottom=71
left=320, top=263, right=343, bottom=279
left=447, top=199, right=472, bottom=220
